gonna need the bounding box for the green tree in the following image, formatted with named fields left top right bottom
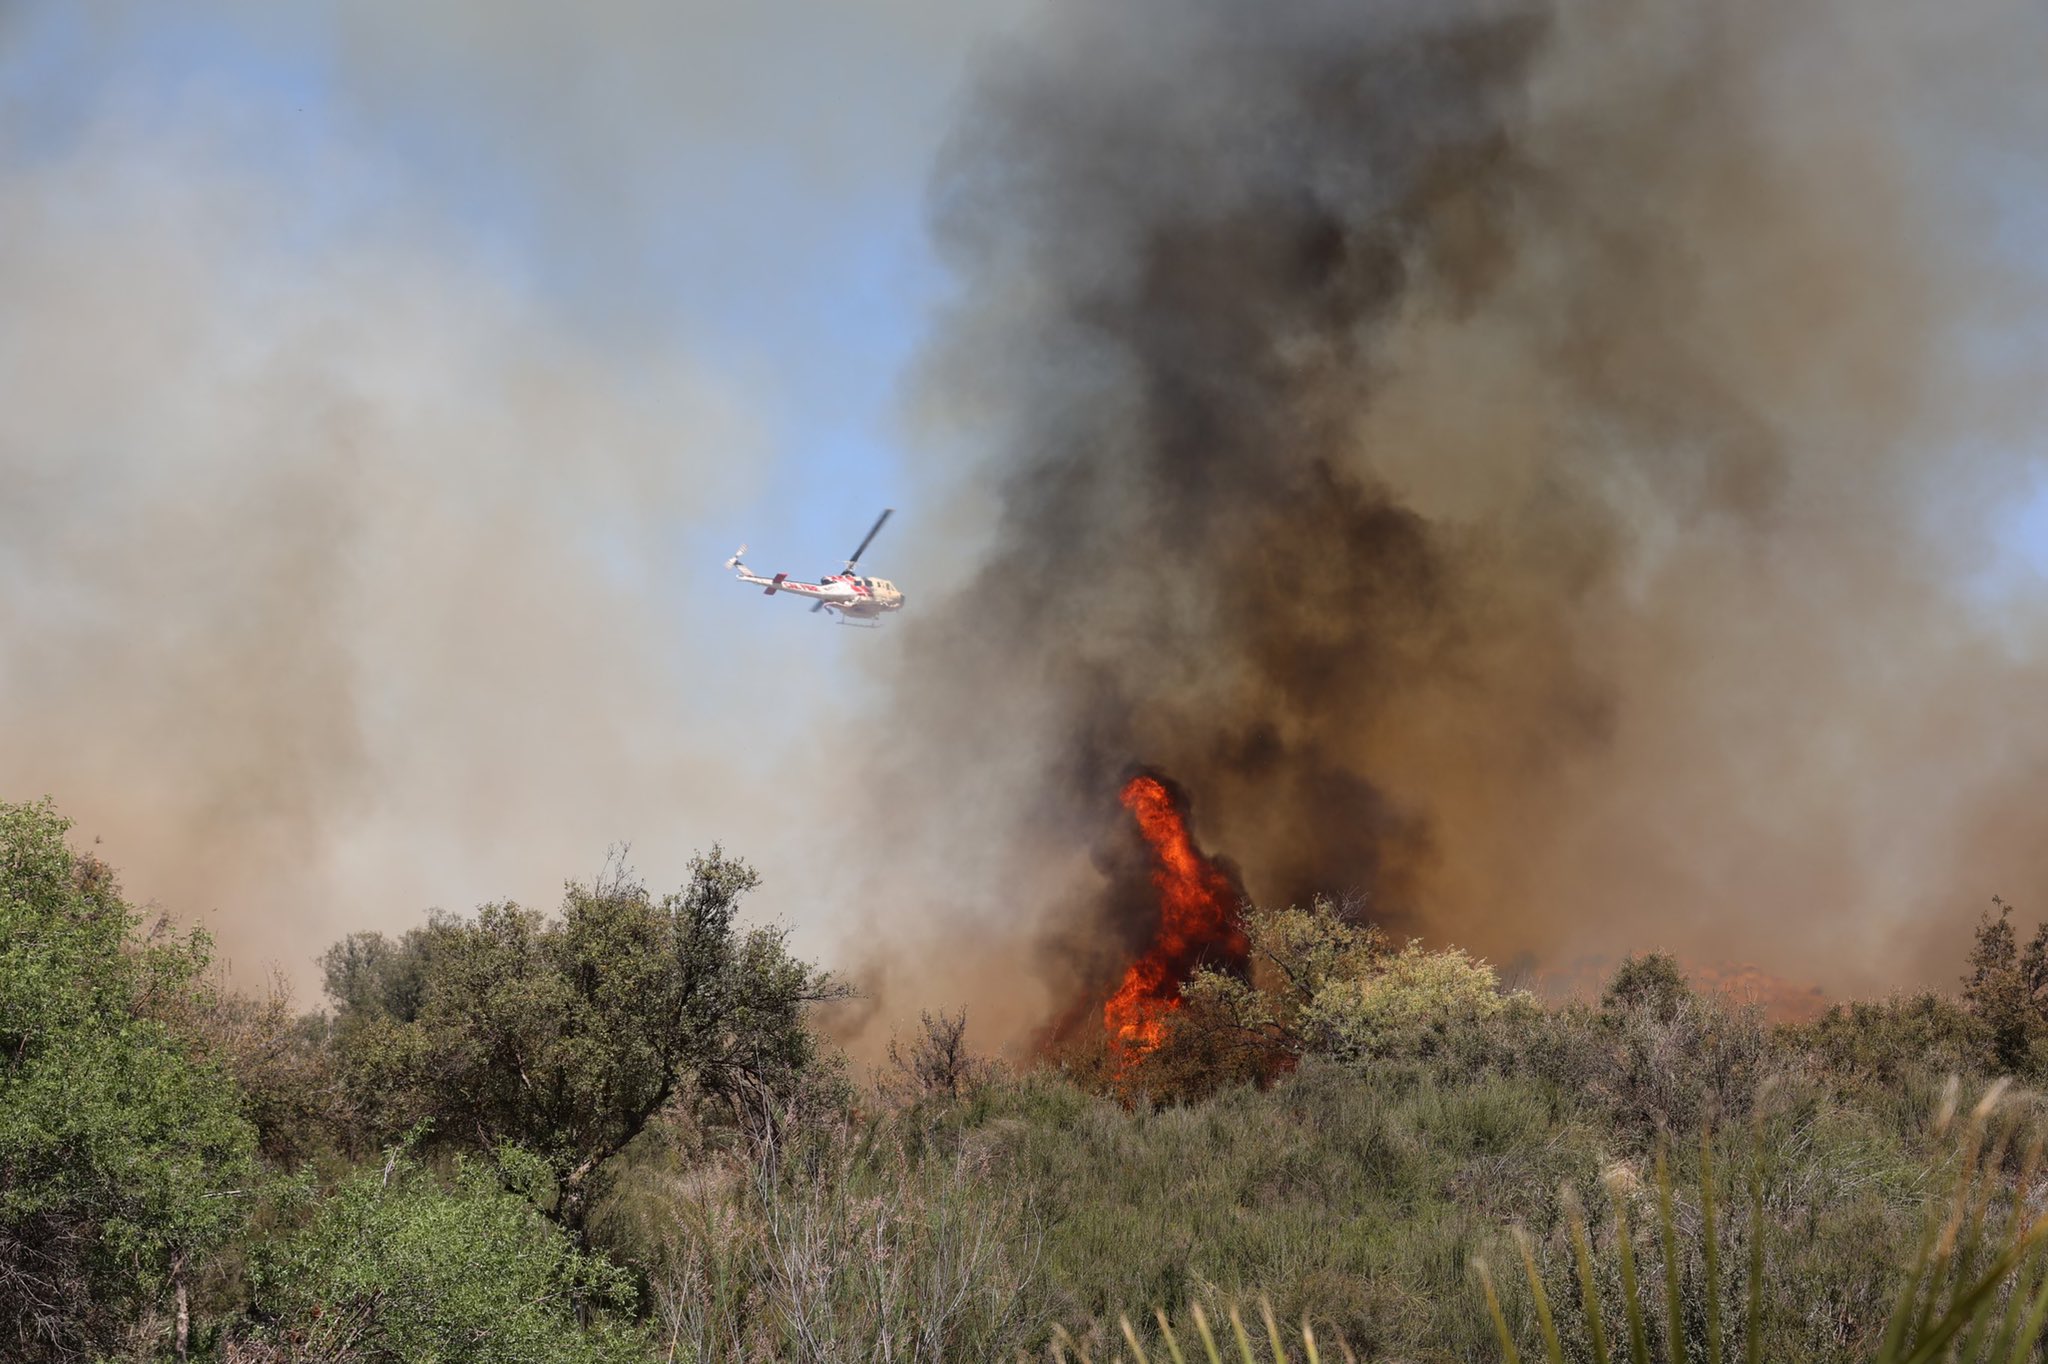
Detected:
left=1600, top=950, right=1693, bottom=1023
left=1160, top=896, right=1522, bottom=1089
left=0, top=798, right=256, bottom=1361
left=241, top=1149, right=644, bottom=1364
left=170, top=982, right=352, bottom=1165
left=321, top=925, right=437, bottom=1022
left=329, top=848, right=845, bottom=1234
left=1961, top=896, right=2048, bottom=1074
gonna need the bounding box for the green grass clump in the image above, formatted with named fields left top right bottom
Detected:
left=567, top=952, right=2045, bottom=1360
left=1059, top=1085, right=2048, bottom=1364
left=1051, top=1299, right=1356, bottom=1364
left=1473, top=1085, right=2048, bottom=1364
left=996, top=1027, right=1949, bottom=1359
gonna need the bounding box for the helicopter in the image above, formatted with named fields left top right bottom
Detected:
left=725, top=509, right=906, bottom=626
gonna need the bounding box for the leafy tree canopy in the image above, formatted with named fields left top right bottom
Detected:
left=325, top=848, right=846, bottom=1229
left=0, top=798, right=256, bottom=1360
left=1601, top=950, right=1694, bottom=1023
left=1960, top=896, right=2048, bottom=1075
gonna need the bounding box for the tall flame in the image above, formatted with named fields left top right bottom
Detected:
left=1104, top=774, right=1251, bottom=1056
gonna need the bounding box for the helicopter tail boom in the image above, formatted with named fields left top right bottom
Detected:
left=764, top=572, right=786, bottom=596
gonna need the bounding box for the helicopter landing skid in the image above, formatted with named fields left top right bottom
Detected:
left=836, top=616, right=883, bottom=630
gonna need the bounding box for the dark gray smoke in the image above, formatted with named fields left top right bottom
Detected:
left=847, top=0, right=2048, bottom=1045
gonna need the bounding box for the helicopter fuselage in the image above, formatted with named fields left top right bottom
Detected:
left=726, top=509, right=904, bottom=625
left=733, top=567, right=905, bottom=620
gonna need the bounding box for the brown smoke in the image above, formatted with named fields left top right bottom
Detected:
left=847, top=0, right=2048, bottom=1048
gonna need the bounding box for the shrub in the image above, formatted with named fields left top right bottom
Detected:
left=1787, top=992, right=1993, bottom=1136
left=881, top=1008, right=999, bottom=1106
left=1518, top=962, right=1780, bottom=1146
left=236, top=1150, right=645, bottom=1364
left=1298, top=940, right=1512, bottom=1064
left=1158, top=897, right=1526, bottom=1090
left=618, top=1109, right=1047, bottom=1361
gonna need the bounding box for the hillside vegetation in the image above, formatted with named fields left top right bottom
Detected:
left=4, top=796, right=2046, bottom=1362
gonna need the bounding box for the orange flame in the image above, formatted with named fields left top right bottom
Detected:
left=1104, top=774, right=1250, bottom=1057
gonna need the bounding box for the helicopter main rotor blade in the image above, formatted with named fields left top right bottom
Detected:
left=810, top=600, right=827, bottom=614
left=843, top=508, right=894, bottom=571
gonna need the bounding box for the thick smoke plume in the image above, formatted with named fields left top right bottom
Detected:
left=856, top=0, right=2048, bottom=1044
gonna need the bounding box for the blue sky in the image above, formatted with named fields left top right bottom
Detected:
left=1, top=0, right=960, bottom=571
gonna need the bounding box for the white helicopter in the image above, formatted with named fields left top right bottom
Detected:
left=725, top=509, right=906, bottom=626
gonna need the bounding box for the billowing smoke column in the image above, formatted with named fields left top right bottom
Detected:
left=853, top=0, right=2048, bottom=1044
left=911, top=0, right=1545, bottom=933
left=1104, top=773, right=1250, bottom=1056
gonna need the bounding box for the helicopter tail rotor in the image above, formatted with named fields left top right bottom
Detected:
left=725, top=543, right=748, bottom=570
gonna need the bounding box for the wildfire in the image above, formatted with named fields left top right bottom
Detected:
left=1103, top=773, right=1250, bottom=1057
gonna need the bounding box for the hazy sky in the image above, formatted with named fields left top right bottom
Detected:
left=0, top=0, right=1037, bottom=994
left=3, top=0, right=2046, bottom=1031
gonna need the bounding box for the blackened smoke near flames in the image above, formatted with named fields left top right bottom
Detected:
left=850, top=0, right=2048, bottom=1049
